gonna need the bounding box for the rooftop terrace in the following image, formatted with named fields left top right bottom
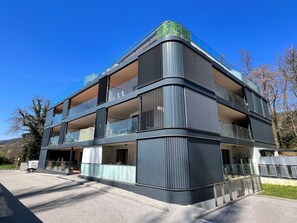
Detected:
left=50, top=21, right=260, bottom=107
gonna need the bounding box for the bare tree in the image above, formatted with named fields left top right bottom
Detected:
left=239, top=49, right=253, bottom=75
left=249, top=65, right=282, bottom=147
left=8, top=97, right=49, bottom=161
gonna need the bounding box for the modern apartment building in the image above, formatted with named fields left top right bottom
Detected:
left=39, top=21, right=275, bottom=205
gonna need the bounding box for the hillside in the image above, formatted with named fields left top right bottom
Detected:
left=0, top=138, right=23, bottom=163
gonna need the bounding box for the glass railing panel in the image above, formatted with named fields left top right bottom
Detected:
left=64, top=127, right=94, bottom=143
left=49, top=136, right=59, bottom=146
left=52, top=114, right=62, bottom=124
left=108, top=77, right=138, bottom=101
left=224, top=163, right=257, bottom=176
left=105, top=117, right=138, bottom=137
left=68, top=97, right=97, bottom=117
left=220, top=122, right=251, bottom=140
left=80, top=163, right=136, bottom=184
left=45, top=161, right=71, bottom=173
left=214, top=84, right=245, bottom=108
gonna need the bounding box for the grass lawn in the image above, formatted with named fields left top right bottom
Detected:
left=260, top=183, right=297, bottom=200
left=0, top=163, right=17, bottom=170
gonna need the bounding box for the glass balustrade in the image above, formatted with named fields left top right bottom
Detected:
left=68, top=97, right=97, bottom=117
left=215, top=84, right=246, bottom=108
left=108, top=77, right=138, bottom=101
left=64, top=127, right=94, bottom=143
left=49, top=136, right=59, bottom=145
left=45, top=161, right=71, bottom=173
left=80, top=163, right=136, bottom=184
left=220, top=121, right=251, bottom=140
left=224, top=163, right=257, bottom=176
left=105, top=117, right=138, bottom=137
left=52, top=114, right=62, bottom=124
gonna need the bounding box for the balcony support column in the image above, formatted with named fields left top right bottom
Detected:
left=68, top=147, right=73, bottom=175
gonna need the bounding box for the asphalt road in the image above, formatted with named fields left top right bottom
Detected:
left=1, top=170, right=297, bottom=223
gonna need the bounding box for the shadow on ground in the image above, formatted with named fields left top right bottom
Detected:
left=13, top=179, right=114, bottom=214
left=0, top=183, right=42, bottom=223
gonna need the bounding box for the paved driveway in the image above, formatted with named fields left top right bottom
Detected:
left=1, top=170, right=297, bottom=223
left=198, top=195, right=297, bottom=223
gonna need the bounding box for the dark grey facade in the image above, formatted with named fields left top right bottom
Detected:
left=39, top=21, right=275, bottom=205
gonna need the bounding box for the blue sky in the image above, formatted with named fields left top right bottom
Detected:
left=0, top=0, right=297, bottom=140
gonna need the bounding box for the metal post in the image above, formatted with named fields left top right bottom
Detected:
left=68, top=147, right=73, bottom=174
left=213, top=184, right=218, bottom=207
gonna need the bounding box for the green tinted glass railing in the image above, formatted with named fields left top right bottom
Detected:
left=214, top=84, right=246, bottom=108
left=105, top=117, right=138, bottom=137
left=80, top=163, right=136, bottom=183
left=45, top=161, right=71, bottom=173
left=220, top=121, right=251, bottom=140
left=108, top=77, right=138, bottom=101
left=52, top=114, right=62, bottom=124
left=64, top=127, right=95, bottom=143
left=68, top=97, right=97, bottom=117
left=49, top=136, right=59, bottom=145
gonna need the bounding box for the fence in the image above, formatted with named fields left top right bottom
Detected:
left=259, top=156, right=297, bottom=179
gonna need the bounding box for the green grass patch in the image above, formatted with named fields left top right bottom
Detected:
left=260, top=183, right=297, bottom=200
left=0, top=163, right=17, bottom=170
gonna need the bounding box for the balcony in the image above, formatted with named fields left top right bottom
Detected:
left=64, top=127, right=94, bottom=143
left=52, top=114, right=62, bottom=124
left=108, top=61, right=138, bottom=102
left=220, top=121, right=251, bottom=140
left=64, top=113, right=96, bottom=144
left=68, top=97, right=97, bottom=117
left=106, top=117, right=138, bottom=137
left=49, top=136, right=59, bottom=146
left=215, top=84, right=246, bottom=108
left=45, top=161, right=71, bottom=174
left=108, top=77, right=138, bottom=101
left=224, top=163, right=257, bottom=176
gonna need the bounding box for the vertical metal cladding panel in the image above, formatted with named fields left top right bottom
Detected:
left=58, top=122, right=67, bottom=144
left=185, top=88, right=220, bottom=134
left=138, top=44, right=163, bottom=88
left=163, top=86, right=186, bottom=128
left=140, top=88, right=164, bottom=130
left=162, top=42, right=184, bottom=78
left=244, top=88, right=254, bottom=110
left=45, top=108, right=53, bottom=126
left=137, top=137, right=190, bottom=189
left=252, top=93, right=264, bottom=116
left=137, top=138, right=166, bottom=187
left=188, top=138, right=224, bottom=187
left=262, top=100, right=271, bottom=120
left=94, top=108, right=106, bottom=138
left=41, top=128, right=51, bottom=147
left=38, top=149, right=47, bottom=169
left=62, top=99, right=70, bottom=119
left=182, top=44, right=214, bottom=91
left=250, top=117, right=275, bottom=144
left=98, top=76, right=107, bottom=105
left=165, top=137, right=190, bottom=189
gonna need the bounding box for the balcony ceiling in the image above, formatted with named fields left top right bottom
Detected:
left=71, top=84, right=98, bottom=105
left=110, top=61, right=138, bottom=87
left=68, top=113, right=96, bottom=129
left=213, top=69, right=243, bottom=96
left=217, top=103, right=246, bottom=122
left=108, top=99, right=138, bottom=118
